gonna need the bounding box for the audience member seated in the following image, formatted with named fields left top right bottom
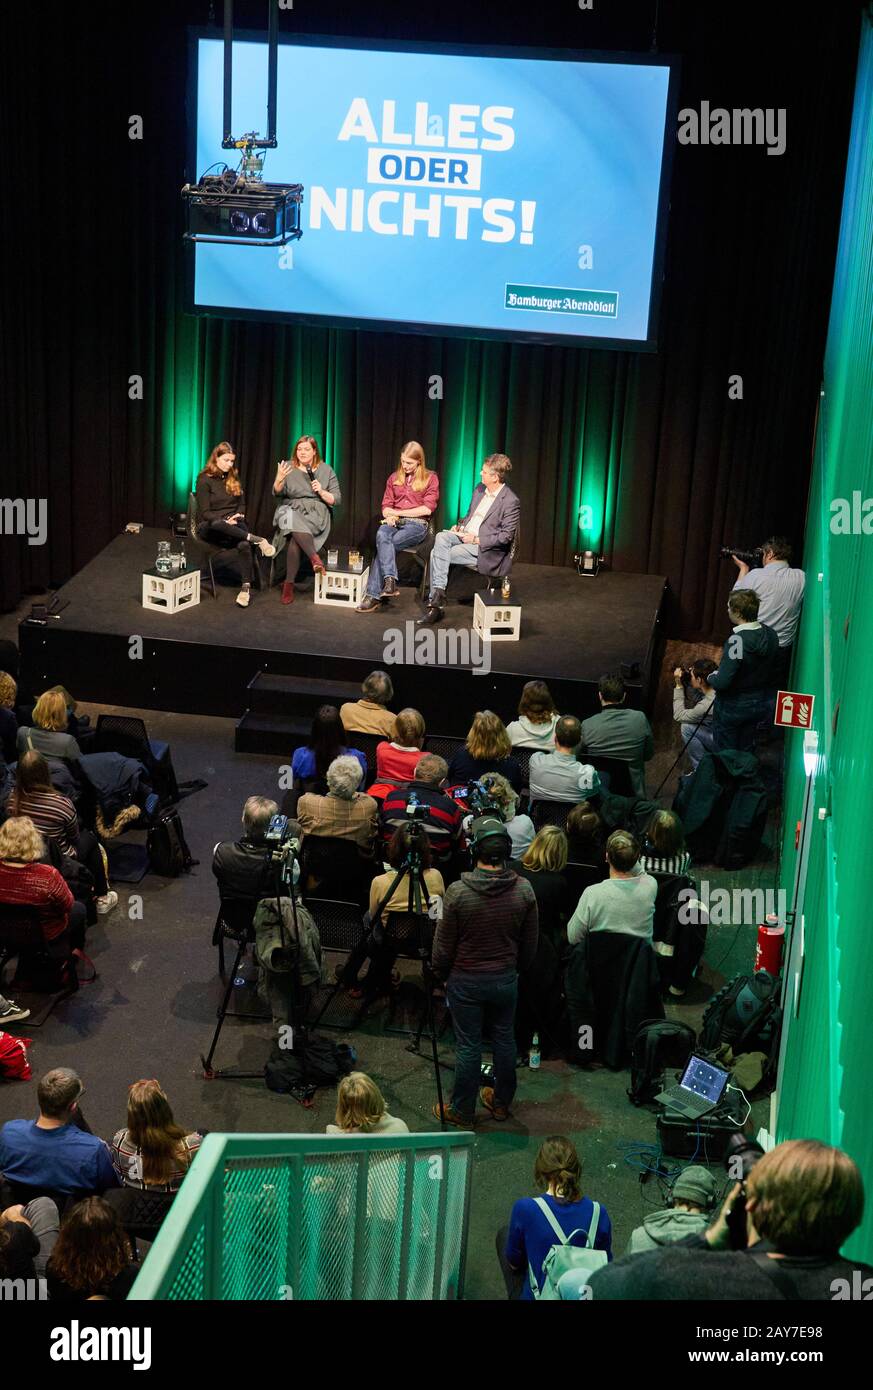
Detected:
left=431, top=816, right=538, bottom=1126
left=0, top=990, right=30, bottom=1025
left=448, top=711, right=523, bottom=793
left=212, top=795, right=281, bottom=902
left=672, top=660, right=717, bottom=772
left=339, top=824, right=445, bottom=1001
left=290, top=706, right=367, bottom=796
left=339, top=670, right=397, bottom=739
left=510, top=826, right=572, bottom=953
left=529, top=716, right=602, bottom=804
left=110, top=1080, right=201, bottom=1192
left=588, top=1140, right=873, bottom=1301
left=641, top=810, right=691, bottom=875
left=498, top=1136, right=612, bottom=1300
left=505, top=680, right=560, bottom=751
left=46, top=1197, right=139, bottom=1301
left=477, top=771, right=534, bottom=858
left=565, top=802, right=605, bottom=864
left=297, top=756, right=377, bottom=853
left=16, top=689, right=82, bottom=765
left=0, top=670, right=18, bottom=764
left=567, top=831, right=657, bottom=946
left=0, top=816, right=88, bottom=954
left=580, top=674, right=654, bottom=798
left=0, top=1195, right=60, bottom=1280
left=380, top=755, right=464, bottom=869
left=0, top=1068, right=118, bottom=1198
left=7, top=752, right=117, bottom=916
left=625, top=1166, right=718, bottom=1253
left=326, top=1073, right=410, bottom=1137
left=373, top=707, right=426, bottom=788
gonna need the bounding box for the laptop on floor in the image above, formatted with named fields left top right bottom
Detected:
left=653, top=1054, right=730, bottom=1119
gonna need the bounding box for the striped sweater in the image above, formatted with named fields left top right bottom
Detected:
left=0, top=860, right=74, bottom=939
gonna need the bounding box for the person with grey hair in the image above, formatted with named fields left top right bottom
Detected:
left=297, top=755, right=378, bottom=851
left=380, top=753, right=465, bottom=869
left=340, top=670, right=397, bottom=738
left=0, top=1068, right=118, bottom=1197
left=212, top=794, right=290, bottom=901
left=419, top=454, right=521, bottom=626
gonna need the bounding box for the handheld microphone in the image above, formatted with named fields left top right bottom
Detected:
left=306, top=466, right=315, bottom=484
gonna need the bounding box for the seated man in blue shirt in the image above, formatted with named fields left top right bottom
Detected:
left=0, top=1068, right=118, bottom=1199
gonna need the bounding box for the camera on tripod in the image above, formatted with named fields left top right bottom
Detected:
left=264, top=814, right=300, bottom=884
left=719, top=545, right=763, bottom=565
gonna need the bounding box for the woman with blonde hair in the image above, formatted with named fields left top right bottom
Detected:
left=0, top=815, right=86, bottom=949
left=500, top=1136, right=612, bottom=1300
left=326, top=1072, right=409, bottom=1136
left=195, top=441, right=276, bottom=609
left=273, top=435, right=341, bottom=605
left=110, top=1080, right=201, bottom=1191
left=448, top=711, right=522, bottom=793
left=16, top=689, right=81, bottom=764
left=510, top=826, right=572, bottom=949
left=358, top=441, right=440, bottom=613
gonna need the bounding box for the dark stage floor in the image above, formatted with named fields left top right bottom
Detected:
left=19, top=530, right=666, bottom=731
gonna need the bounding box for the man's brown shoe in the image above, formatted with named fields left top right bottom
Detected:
left=479, top=1087, right=510, bottom=1120
left=432, top=1101, right=472, bottom=1128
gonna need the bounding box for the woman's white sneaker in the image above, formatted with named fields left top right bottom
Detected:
left=96, top=890, right=119, bottom=915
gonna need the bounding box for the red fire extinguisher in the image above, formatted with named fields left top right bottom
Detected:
left=755, top=914, right=785, bottom=974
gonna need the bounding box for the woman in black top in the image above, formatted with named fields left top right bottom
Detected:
left=447, top=711, right=522, bottom=794
left=195, top=441, right=276, bottom=608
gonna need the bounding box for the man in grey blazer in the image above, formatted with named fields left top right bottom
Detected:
left=417, top=454, right=520, bottom=627
left=580, top=674, right=654, bottom=798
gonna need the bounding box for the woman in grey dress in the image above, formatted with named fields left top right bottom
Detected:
left=272, top=436, right=341, bottom=605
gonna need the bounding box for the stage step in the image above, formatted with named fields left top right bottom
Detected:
left=234, top=711, right=312, bottom=756
left=245, top=670, right=361, bottom=716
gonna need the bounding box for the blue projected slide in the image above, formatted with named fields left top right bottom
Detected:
left=191, top=37, right=675, bottom=347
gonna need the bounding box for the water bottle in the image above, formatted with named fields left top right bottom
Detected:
left=529, top=1033, right=541, bottom=1070
left=180, top=542, right=187, bottom=571
left=501, top=575, right=511, bottom=600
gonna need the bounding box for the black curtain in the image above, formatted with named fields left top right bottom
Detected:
left=0, top=0, right=863, bottom=636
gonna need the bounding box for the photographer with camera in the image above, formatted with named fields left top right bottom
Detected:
left=672, top=659, right=717, bottom=772
left=585, top=1139, right=873, bottom=1300
left=212, top=795, right=290, bottom=901
left=431, top=816, right=538, bottom=1127
left=728, top=536, right=805, bottom=684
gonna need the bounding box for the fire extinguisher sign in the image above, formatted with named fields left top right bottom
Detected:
left=774, top=690, right=815, bottom=729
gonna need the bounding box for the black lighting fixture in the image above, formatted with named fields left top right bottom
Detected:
left=574, top=550, right=603, bottom=577
left=181, top=0, right=303, bottom=247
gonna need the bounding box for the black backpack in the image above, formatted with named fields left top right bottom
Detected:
left=700, top=971, right=782, bottom=1055
left=627, top=1018, right=697, bottom=1105
left=147, top=808, right=196, bottom=877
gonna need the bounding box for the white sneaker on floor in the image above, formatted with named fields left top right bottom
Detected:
left=256, top=538, right=277, bottom=558
left=0, top=997, right=31, bottom=1024
left=236, top=585, right=251, bottom=607
left=97, top=890, right=119, bottom=915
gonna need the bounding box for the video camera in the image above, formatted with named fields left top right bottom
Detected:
left=723, top=1134, right=766, bottom=1249
left=454, top=780, right=503, bottom=819
left=264, top=814, right=301, bottom=886
left=719, top=545, right=764, bottom=565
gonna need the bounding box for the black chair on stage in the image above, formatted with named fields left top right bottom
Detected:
left=93, top=713, right=179, bottom=807
left=0, top=904, right=76, bottom=1022
left=185, top=491, right=223, bottom=600
left=586, top=755, right=636, bottom=798
left=396, top=519, right=434, bottom=590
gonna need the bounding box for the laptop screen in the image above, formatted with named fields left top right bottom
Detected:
left=679, top=1055, right=729, bottom=1104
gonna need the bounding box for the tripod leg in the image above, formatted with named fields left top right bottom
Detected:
left=202, top=938, right=247, bottom=1076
